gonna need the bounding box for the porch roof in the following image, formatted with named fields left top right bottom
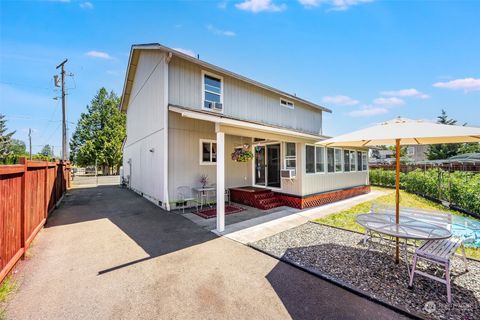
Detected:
left=169, top=105, right=330, bottom=143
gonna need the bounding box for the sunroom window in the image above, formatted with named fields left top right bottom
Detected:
left=285, top=142, right=297, bottom=170
left=306, top=145, right=325, bottom=174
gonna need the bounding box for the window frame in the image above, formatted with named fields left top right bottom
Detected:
left=280, top=98, right=295, bottom=109
left=284, top=142, right=297, bottom=171
left=333, top=148, right=343, bottom=173
left=305, top=144, right=326, bottom=175
left=201, top=70, right=224, bottom=113
left=199, top=139, right=217, bottom=165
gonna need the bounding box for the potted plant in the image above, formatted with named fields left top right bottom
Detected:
left=231, top=144, right=254, bottom=162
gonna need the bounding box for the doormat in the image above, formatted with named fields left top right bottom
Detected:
left=195, top=205, right=245, bottom=219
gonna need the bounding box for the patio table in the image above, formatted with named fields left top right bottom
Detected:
left=193, top=187, right=216, bottom=209
left=355, top=213, right=452, bottom=276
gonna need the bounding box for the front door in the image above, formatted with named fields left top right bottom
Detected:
left=254, top=144, right=281, bottom=188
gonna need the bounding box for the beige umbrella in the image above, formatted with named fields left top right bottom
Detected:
left=318, top=117, right=480, bottom=263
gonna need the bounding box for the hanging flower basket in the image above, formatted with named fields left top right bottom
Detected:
left=231, top=144, right=254, bottom=162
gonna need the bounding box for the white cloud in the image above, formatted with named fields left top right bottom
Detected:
left=235, top=0, right=286, bottom=13
left=373, top=97, right=404, bottom=106
left=85, top=51, right=112, bottom=59
left=348, top=105, right=389, bottom=117
left=433, top=77, right=480, bottom=93
left=79, top=2, right=93, bottom=9
left=381, top=88, right=429, bottom=99
left=322, top=95, right=359, bottom=106
left=207, top=25, right=236, bottom=37
left=298, top=0, right=373, bottom=11
left=172, top=48, right=196, bottom=57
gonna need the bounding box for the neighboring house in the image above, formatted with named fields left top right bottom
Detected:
left=120, top=43, right=369, bottom=231
left=406, top=145, right=427, bottom=162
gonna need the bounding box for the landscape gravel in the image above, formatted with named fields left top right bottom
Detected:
left=252, top=222, right=480, bottom=320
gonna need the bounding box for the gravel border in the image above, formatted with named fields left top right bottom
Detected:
left=252, top=222, right=480, bottom=320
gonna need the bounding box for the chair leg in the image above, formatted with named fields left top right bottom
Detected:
left=461, top=242, right=468, bottom=271
left=409, top=255, right=417, bottom=288
left=445, top=261, right=452, bottom=304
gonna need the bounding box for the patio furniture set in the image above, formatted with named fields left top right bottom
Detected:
left=175, top=185, right=230, bottom=213
left=356, top=203, right=478, bottom=304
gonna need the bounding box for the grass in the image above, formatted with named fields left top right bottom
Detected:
left=0, top=276, right=16, bottom=320
left=314, top=186, right=480, bottom=260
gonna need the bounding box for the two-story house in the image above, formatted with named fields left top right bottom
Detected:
left=120, top=43, right=370, bottom=232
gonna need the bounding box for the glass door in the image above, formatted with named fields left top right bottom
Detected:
left=267, top=144, right=281, bottom=188
left=254, top=145, right=266, bottom=186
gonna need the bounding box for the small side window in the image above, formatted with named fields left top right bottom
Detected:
left=280, top=98, right=294, bottom=109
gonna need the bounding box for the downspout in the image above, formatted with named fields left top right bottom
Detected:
left=163, top=52, right=173, bottom=210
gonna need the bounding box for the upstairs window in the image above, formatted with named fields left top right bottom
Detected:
left=202, top=72, right=223, bottom=111
left=280, top=98, right=294, bottom=109
left=200, top=139, right=217, bottom=165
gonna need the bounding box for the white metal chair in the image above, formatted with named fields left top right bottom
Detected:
left=408, top=237, right=468, bottom=304
left=176, top=186, right=198, bottom=213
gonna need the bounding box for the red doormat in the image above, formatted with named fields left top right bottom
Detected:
left=195, top=205, right=245, bottom=219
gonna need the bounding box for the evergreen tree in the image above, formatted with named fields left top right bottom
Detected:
left=39, top=144, right=54, bottom=157
left=70, top=88, right=126, bottom=174
left=426, top=110, right=462, bottom=160
left=0, top=113, right=16, bottom=163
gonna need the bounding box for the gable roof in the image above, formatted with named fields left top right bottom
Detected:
left=120, top=43, right=332, bottom=113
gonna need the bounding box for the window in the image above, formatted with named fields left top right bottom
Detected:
left=202, top=72, right=223, bottom=111
left=200, top=139, right=217, bottom=165
left=280, top=98, right=294, bottom=109
left=334, top=149, right=343, bottom=172
left=285, top=142, right=297, bottom=170
left=350, top=151, right=356, bottom=171
left=305, top=145, right=315, bottom=173
left=327, top=148, right=335, bottom=173
left=306, top=145, right=325, bottom=174
left=344, top=150, right=350, bottom=172
left=357, top=151, right=368, bottom=171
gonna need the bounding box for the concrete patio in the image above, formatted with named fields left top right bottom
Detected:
left=3, top=185, right=407, bottom=320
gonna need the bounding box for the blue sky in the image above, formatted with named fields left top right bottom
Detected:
left=1, top=0, right=479, bottom=155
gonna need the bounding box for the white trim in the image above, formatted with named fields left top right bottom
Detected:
left=199, top=139, right=217, bottom=165
left=163, top=55, right=170, bottom=210
left=216, top=130, right=225, bottom=232
left=201, top=70, right=224, bottom=113
left=280, top=97, right=294, bottom=110
left=305, top=144, right=326, bottom=175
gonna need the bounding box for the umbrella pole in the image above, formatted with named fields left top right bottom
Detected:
left=395, top=139, right=400, bottom=264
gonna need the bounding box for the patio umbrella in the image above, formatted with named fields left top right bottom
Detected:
left=318, top=117, right=480, bottom=263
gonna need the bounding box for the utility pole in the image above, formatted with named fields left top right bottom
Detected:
left=28, top=128, right=32, bottom=160
left=55, top=59, right=68, bottom=161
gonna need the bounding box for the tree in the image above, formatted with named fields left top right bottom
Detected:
left=426, top=110, right=462, bottom=160
left=0, top=113, right=16, bottom=163
left=39, top=144, right=54, bottom=158
left=458, top=142, right=480, bottom=155
left=70, top=88, right=126, bottom=174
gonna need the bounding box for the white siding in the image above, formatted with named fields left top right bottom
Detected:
left=168, top=57, right=323, bottom=135
left=168, top=112, right=252, bottom=200
left=123, top=51, right=166, bottom=203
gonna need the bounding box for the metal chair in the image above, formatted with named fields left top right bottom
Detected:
left=176, top=186, right=198, bottom=213
left=408, top=237, right=468, bottom=304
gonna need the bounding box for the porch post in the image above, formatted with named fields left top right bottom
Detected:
left=216, top=125, right=225, bottom=232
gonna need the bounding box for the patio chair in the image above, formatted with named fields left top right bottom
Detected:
left=408, top=237, right=468, bottom=304
left=176, top=186, right=198, bottom=213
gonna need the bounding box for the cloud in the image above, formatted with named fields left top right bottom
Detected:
left=207, top=25, right=236, bottom=37
left=432, top=77, right=480, bottom=93
left=373, top=97, right=404, bottom=106
left=172, top=48, right=196, bottom=57
left=381, top=88, right=429, bottom=99
left=348, top=105, right=389, bottom=117
left=85, top=51, right=112, bottom=59
left=298, top=0, right=373, bottom=11
left=235, top=0, right=286, bottom=13
left=79, top=2, right=93, bottom=9
left=322, top=95, right=359, bottom=106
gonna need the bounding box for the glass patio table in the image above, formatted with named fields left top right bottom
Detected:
left=355, top=213, right=452, bottom=275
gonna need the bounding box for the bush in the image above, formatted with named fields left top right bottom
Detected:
left=369, top=168, right=480, bottom=214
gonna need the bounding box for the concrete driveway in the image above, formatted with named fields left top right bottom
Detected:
left=4, top=186, right=408, bottom=320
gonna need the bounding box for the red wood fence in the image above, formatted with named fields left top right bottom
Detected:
left=0, top=157, right=70, bottom=283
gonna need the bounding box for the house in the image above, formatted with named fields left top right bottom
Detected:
left=120, top=43, right=370, bottom=232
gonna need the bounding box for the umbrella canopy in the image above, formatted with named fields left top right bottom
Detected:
left=318, top=117, right=480, bottom=147
left=318, top=117, right=480, bottom=263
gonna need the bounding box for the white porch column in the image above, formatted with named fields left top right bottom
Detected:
left=216, top=125, right=225, bottom=232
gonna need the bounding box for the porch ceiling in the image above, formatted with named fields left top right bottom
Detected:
left=169, top=105, right=327, bottom=143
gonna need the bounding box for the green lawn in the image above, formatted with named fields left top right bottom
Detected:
left=313, top=187, right=480, bottom=260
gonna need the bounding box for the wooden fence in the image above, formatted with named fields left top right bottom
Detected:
left=0, top=157, right=70, bottom=283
